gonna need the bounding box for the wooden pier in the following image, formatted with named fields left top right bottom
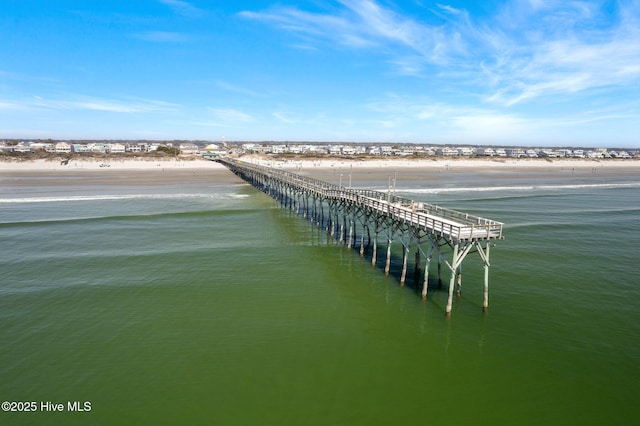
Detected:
left=216, top=158, right=504, bottom=316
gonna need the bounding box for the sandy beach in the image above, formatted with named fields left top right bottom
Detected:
left=0, top=158, right=233, bottom=185
left=250, top=156, right=640, bottom=172
left=1, top=156, right=639, bottom=186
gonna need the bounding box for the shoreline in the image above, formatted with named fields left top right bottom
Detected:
left=0, top=157, right=226, bottom=171
left=1, top=156, right=639, bottom=172
left=2, top=157, right=639, bottom=187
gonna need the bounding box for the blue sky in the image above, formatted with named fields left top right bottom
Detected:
left=1, top=0, right=638, bottom=147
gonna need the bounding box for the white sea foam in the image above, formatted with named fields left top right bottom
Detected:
left=0, top=193, right=244, bottom=203
left=390, top=182, right=640, bottom=194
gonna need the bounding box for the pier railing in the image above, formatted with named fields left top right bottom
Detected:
left=218, top=158, right=503, bottom=242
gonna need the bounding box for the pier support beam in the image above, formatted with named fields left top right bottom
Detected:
left=400, top=244, right=409, bottom=286
left=480, top=242, right=491, bottom=312
left=422, top=256, right=431, bottom=299
left=446, top=243, right=459, bottom=317
left=421, top=244, right=434, bottom=300
left=385, top=239, right=392, bottom=275
left=372, top=231, right=378, bottom=267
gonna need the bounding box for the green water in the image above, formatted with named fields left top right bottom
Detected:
left=1, top=169, right=639, bottom=425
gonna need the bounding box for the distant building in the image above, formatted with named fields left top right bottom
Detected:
left=73, top=144, right=89, bottom=153
left=179, top=143, right=199, bottom=154
left=54, top=142, right=71, bottom=154
left=476, top=148, right=496, bottom=156
left=88, top=143, right=107, bottom=153
left=127, top=143, right=148, bottom=153
left=367, top=146, right=381, bottom=155
left=288, top=145, right=302, bottom=154
left=328, top=145, right=342, bottom=155
left=457, top=147, right=474, bottom=156
left=435, top=147, right=458, bottom=156
left=342, top=145, right=357, bottom=155
left=13, top=143, right=33, bottom=153
left=109, top=143, right=126, bottom=154
left=270, top=145, right=287, bottom=154
left=380, top=146, right=393, bottom=156
left=506, top=148, right=526, bottom=158
left=30, top=142, right=51, bottom=151
left=539, top=150, right=560, bottom=158
left=612, top=151, right=631, bottom=159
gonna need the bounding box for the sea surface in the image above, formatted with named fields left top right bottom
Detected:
left=1, top=166, right=639, bottom=425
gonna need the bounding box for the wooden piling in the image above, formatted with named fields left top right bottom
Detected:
left=385, top=239, right=392, bottom=275
left=422, top=256, right=430, bottom=299
left=400, top=245, right=409, bottom=286
left=372, top=231, right=378, bottom=266
left=483, top=243, right=491, bottom=312
left=446, top=243, right=459, bottom=316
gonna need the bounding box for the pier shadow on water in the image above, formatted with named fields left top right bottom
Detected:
left=272, top=201, right=488, bottom=314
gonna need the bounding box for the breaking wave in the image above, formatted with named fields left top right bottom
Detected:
left=0, top=193, right=250, bottom=203
left=394, top=182, right=640, bottom=194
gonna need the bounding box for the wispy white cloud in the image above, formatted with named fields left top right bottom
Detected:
left=0, top=100, right=23, bottom=110
left=214, top=80, right=264, bottom=97
left=239, top=0, right=462, bottom=64
left=272, top=111, right=296, bottom=124
left=135, top=31, right=192, bottom=42
left=241, top=0, right=640, bottom=106
left=74, top=98, right=180, bottom=113
left=2, top=95, right=180, bottom=113
left=185, top=121, right=228, bottom=128
left=360, top=89, right=640, bottom=144
left=208, top=107, right=255, bottom=123
left=159, top=0, right=203, bottom=18
left=183, top=108, right=257, bottom=129
left=436, top=4, right=463, bottom=15
left=239, top=8, right=360, bottom=47
left=481, top=1, right=640, bottom=105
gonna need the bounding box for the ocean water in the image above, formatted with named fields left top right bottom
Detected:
left=1, top=166, right=639, bottom=425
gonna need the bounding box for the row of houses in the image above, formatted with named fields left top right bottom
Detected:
left=1, top=141, right=155, bottom=154
left=475, top=147, right=634, bottom=159
left=1, top=141, right=222, bottom=155
left=242, top=143, right=636, bottom=159
left=2, top=140, right=636, bottom=159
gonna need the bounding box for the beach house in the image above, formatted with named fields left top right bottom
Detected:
left=54, top=142, right=72, bottom=154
